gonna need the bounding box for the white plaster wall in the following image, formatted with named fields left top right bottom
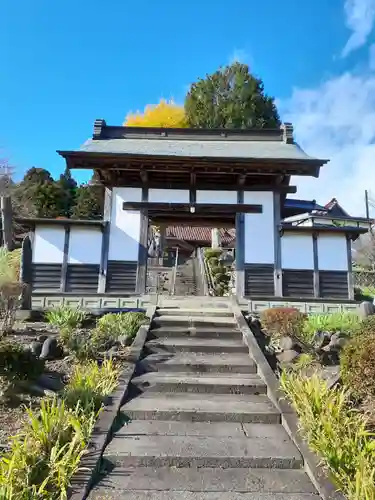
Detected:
left=196, top=190, right=237, bottom=204
left=243, top=192, right=274, bottom=264
left=149, top=188, right=189, bottom=204
left=318, top=234, right=348, bottom=271
left=108, top=187, right=142, bottom=261
left=281, top=233, right=314, bottom=269
left=68, top=227, right=102, bottom=264
left=33, top=226, right=65, bottom=264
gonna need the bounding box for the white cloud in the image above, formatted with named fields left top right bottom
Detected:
left=281, top=71, right=375, bottom=217
left=342, top=0, right=375, bottom=57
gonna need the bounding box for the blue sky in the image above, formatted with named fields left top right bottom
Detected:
left=2, top=0, right=375, bottom=214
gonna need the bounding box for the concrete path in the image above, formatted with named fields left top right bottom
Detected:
left=88, top=305, right=320, bottom=499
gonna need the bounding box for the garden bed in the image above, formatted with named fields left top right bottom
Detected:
left=244, top=304, right=375, bottom=500
left=0, top=305, right=151, bottom=500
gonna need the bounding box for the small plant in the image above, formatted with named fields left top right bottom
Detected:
left=0, top=282, right=23, bottom=338
left=204, top=248, right=222, bottom=261
left=59, top=327, right=94, bottom=360
left=45, top=306, right=87, bottom=330
left=96, top=311, right=146, bottom=343
left=0, top=341, right=44, bottom=382
left=303, top=312, right=360, bottom=340
left=261, top=307, right=307, bottom=339
left=64, top=360, right=120, bottom=413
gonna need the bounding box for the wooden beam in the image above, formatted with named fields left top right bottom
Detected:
left=236, top=190, right=245, bottom=297
left=312, top=233, right=320, bottom=298
left=60, top=227, right=70, bottom=293
left=273, top=192, right=282, bottom=297
left=122, top=202, right=262, bottom=214
left=346, top=235, right=354, bottom=300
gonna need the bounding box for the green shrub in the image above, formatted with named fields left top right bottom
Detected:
left=280, top=371, right=375, bottom=499
left=210, top=265, right=226, bottom=276
left=303, top=312, right=360, bottom=340
left=59, top=327, right=94, bottom=361
left=208, top=256, right=219, bottom=267
left=0, top=341, right=44, bottom=381
left=204, top=248, right=222, bottom=260
left=215, top=272, right=230, bottom=284
left=96, top=311, right=146, bottom=342
left=261, top=307, right=307, bottom=339
left=341, top=330, right=375, bottom=401
left=46, top=306, right=87, bottom=330
left=354, top=315, right=375, bottom=338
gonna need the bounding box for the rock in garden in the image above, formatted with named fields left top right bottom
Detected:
left=39, top=336, right=63, bottom=361
left=279, top=336, right=297, bottom=351
left=29, top=341, right=43, bottom=357
left=28, top=384, right=56, bottom=397
left=105, top=345, right=119, bottom=359
left=276, top=349, right=300, bottom=364
left=358, top=301, right=375, bottom=319
left=37, top=334, right=48, bottom=343
left=326, top=336, right=348, bottom=351
left=118, top=334, right=130, bottom=346
left=36, top=374, right=64, bottom=392
left=313, top=330, right=331, bottom=349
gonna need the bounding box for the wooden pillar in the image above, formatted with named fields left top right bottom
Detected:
left=60, top=226, right=70, bottom=293
left=312, top=232, right=320, bottom=298
left=136, top=186, right=149, bottom=294
left=236, top=190, right=245, bottom=298
left=346, top=234, right=354, bottom=300
left=20, top=234, right=32, bottom=310
left=98, top=187, right=112, bottom=293
left=273, top=192, right=282, bottom=296
left=211, top=228, right=221, bottom=248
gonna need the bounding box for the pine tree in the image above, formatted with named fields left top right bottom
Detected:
left=185, top=62, right=280, bottom=129
left=70, top=184, right=102, bottom=220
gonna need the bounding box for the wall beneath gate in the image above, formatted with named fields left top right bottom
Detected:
left=243, top=192, right=275, bottom=297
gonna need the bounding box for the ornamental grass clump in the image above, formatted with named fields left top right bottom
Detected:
left=303, top=312, right=360, bottom=341
left=280, top=370, right=375, bottom=499
left=0, top=358, right=120, bottom=499
left=45, top=306, right=87, bottom=330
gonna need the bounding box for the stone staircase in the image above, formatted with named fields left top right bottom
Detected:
left=88, top=305, right=320, bottom=499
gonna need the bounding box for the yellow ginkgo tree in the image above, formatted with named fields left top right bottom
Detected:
left=124, top=99, right=187, bottom=128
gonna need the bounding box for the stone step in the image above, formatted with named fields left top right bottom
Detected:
left=103, top=434, right=302, bottom=469
left=90, top=492, right=319, bottom=500
left=152, top=315, right=236, bottom=328
left=114, top=421, right=290, bottom=439
left=148, top=325, right=241, bottom=339
left=140, top=352, right=257, bottom=374
left=132, top=372, right=267, bottom=395
left=122, top=392, right=279, bottom=423
left=145, top=336, right=247, bottom=354
left=156, top=308, right=234, bottom=317
left=89, top=467, right=317, bottom=495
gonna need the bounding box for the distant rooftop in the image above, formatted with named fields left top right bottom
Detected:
left=60, top=119, right=328, bottom=165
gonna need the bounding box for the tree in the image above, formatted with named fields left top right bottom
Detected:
left=58, top=167, right=77, bottom=217
left=70, top=184, right=102, bottom=220
left=13, top=167, right=65, bottom=218
left=124, top=99, right=187, bottom=127
left=185, top=62, right=280, bottom=129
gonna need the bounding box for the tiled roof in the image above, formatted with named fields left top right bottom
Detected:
left=166, top=226, right=236, bottom=244
left=79, top=137, right=319, bottom=161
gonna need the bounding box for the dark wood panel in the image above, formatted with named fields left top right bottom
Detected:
left=32, top=264, right=62, bottom=292
left=106, top=261, right=137, bottom=294
left=244, top=264, right=274, bottom=297
left=319, top=271, right=348, bottom=299
left=66, top=264, right=99, bottom=293
left=282, top=270, right=314, bottom=298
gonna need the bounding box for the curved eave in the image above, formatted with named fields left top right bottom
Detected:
left=58, top=150, right=327, bottom=166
